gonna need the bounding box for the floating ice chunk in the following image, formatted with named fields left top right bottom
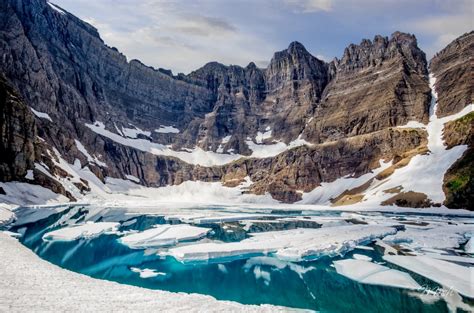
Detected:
left=130, top=267, right=166, bottom=278
left=355, top=245, right=374, bottom=251
left=384, top=255, right=474, bottom=298
left=155, top=125, right=180, bottom=134
left=42, top=222, right=119, bottom=241
left=165, top=225, right=397, bottom=263
left=334, top=259, right=421, bottom=290
left=383, top=225, right=472, bottom=251
left=119, top=224, right=210, bottom=249
left=31, top=108, right=53, bottom=121
left=2, top=230, right=21, bottom=238
left=353, top=254, right=372, bottom=261
left=422, top=253, right=474, bottom=265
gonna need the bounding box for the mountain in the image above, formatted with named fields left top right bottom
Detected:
left=0, top=0, right=472, bottom=209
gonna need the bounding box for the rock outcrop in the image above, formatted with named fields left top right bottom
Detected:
left=0, top=75, right=36, bottom=181
left=430, top=31, right=473, bottom=117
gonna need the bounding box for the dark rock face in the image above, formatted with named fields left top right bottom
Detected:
left=0, top=0, right=470, bottom=206
left=430, top=31, right=473, bottom=117
left=303, top=32, right=430, bottom=143
left=0, top=75, right=36, bottom=181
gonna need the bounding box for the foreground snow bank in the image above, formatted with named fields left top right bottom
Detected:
left=165, top=225, right=397, bottom=263
left=0, top=233, right=289, bottom=312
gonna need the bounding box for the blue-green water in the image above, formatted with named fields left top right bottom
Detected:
left=10, top=206, right=467, bottom=312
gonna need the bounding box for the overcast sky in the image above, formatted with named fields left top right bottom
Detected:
left=52, top=0, right=472, bottom=74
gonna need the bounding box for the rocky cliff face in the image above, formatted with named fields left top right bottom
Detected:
left=0, top=0, right=471, bottom=207
left=430, top=31, right=473, bottom=117
left=0, top=75, right=36, bottom=182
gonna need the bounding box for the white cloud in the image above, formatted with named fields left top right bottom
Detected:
left=405, top=13, right=472, bottom=57
left=284, top=0, right=333, bottom=12
left=54, top=0, right=277, bottom=74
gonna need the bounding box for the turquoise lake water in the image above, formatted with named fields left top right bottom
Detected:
left=10, top=206, right=470, bottom=312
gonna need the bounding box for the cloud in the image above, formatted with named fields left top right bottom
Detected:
left=284, top=0, right=333, bottom=12
left=168, top=15, right=237, bottom=37
left=403, top=10, right=472, bottom=57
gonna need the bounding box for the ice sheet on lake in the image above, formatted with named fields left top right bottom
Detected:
left=384, top=255, right=474, bottom=298
left=164, top=225, right=397, bottom=263
left=353, top=254, right=372, bottom=261
left=334, top=259, right=421, bottom=290
left=383, top=224, right=473, bottom=250
left=119, top=224, right=211, bottom=249
left=42, top=222, right=119, bottom=241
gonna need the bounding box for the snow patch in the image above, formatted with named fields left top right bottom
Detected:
left=75, top=139, right=107, bottom=167
left=30, top=108, right=52, bottom=121
left=155, top=125, right=180, bottom=134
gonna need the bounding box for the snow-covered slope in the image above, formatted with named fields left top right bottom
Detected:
left=0, top=233, right=290, bottom=312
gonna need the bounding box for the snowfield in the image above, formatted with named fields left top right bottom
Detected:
left=0, top=233, right=291, bottom=312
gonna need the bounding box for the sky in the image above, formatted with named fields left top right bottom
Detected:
left=52, top=0, right=473, bottom=74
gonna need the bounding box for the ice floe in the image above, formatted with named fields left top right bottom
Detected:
left=352, top=254, right=372, bottom=261
left=384, top=255, right=474, bottom=298
left=118, top=224, right=211, bottom=249
left=382, top=224, right=472, bottom=250
left=42, top=222, right=119, bottom=241
left=164, top=225, right=397, bottom=263
left=334, top=259, right=421, bottom=290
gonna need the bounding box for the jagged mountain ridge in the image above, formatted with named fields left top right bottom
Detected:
left=0, top=0, right=472, bottom=207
